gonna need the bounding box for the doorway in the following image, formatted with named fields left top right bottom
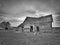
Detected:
left=5, top=27, right=8, bottom=30
left=36, top=26, right=39, bottom=32
left=30, top=26, right=33, bottom=32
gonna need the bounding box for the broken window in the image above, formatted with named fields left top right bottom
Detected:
left=5, top=27, right=8, bottom=30
left=30, top=26, right=33, bottom=32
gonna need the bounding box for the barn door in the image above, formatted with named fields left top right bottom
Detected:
left=30, top=26, right=33, bottom=32
left=36, top=26, right=39, bottom=32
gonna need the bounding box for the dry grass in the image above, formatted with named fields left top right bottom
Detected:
left=0, top=29, right=60, bottom=45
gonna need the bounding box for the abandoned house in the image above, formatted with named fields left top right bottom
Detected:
left=18, top=14, right=53, bottom=33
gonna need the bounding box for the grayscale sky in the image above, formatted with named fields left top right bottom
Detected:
left=0, top=0, right=60, bottom=27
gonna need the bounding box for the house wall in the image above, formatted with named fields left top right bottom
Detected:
left=23, top=21, right=52, bottom=32
left=23, top=24, right=36, bottom=32
left=21, top=15, right=52, bottom=32
left=39, top=22, right=52, bottom=30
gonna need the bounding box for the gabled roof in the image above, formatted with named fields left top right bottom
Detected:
left=18, top=23, right=23, bottom=27
left=24, top=14, right=53, bottom=23
left=25, top=14, right=52, bottom=20
left=18, top=14, right=53, bottom=27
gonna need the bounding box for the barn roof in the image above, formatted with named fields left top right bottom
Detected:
left=18, top=23, right=23, bottom=27
left=18, top=14, right=53, bottom=27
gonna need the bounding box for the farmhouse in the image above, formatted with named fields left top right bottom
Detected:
left=18, top=14, right=53, bottom=32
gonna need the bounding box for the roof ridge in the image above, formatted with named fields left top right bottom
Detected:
left=26, top=14, right=52, bottom=18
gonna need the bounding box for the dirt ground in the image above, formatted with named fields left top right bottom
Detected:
left=0, top=29, right=60, bottom=45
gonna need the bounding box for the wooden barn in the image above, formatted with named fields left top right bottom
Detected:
left=18, top=14, right=53, bottom=33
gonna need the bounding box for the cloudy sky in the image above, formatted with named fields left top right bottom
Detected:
left=0, top=0, right=60, bottom=27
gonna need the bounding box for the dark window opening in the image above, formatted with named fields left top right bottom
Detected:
left=30, top=26, right=33, bottom=32
left=16, top=30, right=18, bottom=31
left=5, top=27, right=8, bottom=30
left=36, top=26, right=39, bottom=32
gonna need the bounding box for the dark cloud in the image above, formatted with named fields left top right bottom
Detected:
left=56, top=16, right=60, bottom=21
left=0, top=11, right=7, bottom=14
left=51, top=0, right=60, bottom=15
left=26, top=10, right=36, bottom=14
left=0, top=0, right=60, bottom=27
left=55, top=12, right=60, bottom=15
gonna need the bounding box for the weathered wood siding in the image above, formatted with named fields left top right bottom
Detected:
left=18, top=15, right=53, bottom=32
left=39, top=22, right=52, bottom=30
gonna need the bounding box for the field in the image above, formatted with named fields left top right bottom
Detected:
left=0, top=29, right=60, bottom=45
